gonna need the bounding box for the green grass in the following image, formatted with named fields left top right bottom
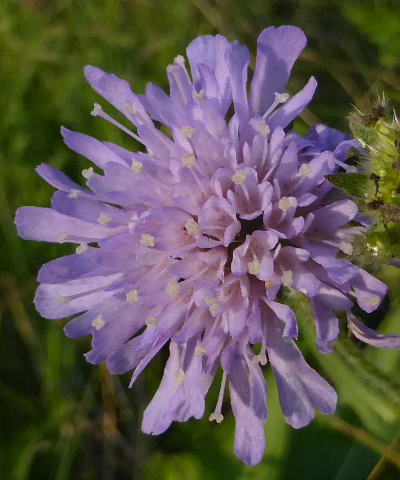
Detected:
left=1, top=1, right=400, bottom=478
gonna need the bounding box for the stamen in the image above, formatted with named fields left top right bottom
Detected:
left=174, top=54, right=185, bottom=65
left=340, top=242, right=353, bottom=255
left=274, top=92, right=290, bottom=103
left=248, top=257, right=261, bottom=275
left=91, top=103, right=144, bottom=144
left=205, top=296, right=218, bottom=313
left=82, top=167, right=94, bottom=180
left=192, top=89, right=205, bottom=101
left=281, top=270, right=293, bottom=287
left=76, top=242, right=88, bottom=255
left=184, top=218, right=198, bottom=236
left=366, top=295, right=381, bottom=307
left=68, top=189, right=80, bottom=198
left=209, top=371, right=227, bottom=424
left=300, top=288, right=307, bottom=295
left=90, top=103, right=102, bottom=116
left=278, top=196, right=293, bottom=213
left=299, top=164, right=313, bottom=176
left=256, top=122, right=270, bottom=138
left=97, top=212, right=111, bottom=226
left=174, top=368, right=185, bottom=385
left=252, top=354, right=268, bottom=365
left=266, top=279, right=273, bottom=288
left=131, top=160, right=143, bottom=173
left=124, top=102, right=138, bottom=116
left=167, top=282, right=180, bottom=297
left=91, top=315, right=105, bottom=331
left=56, top=295, right=68, bottom=305
left=146, top=316, right=159, bottom=327
left=262, top=91, right=290, bottom=119
left=181, top=153, right=196, bottom=168
left=181, top=126, right=196, bottom=138
left=194, top=345, right=207, bottom=358
left=126, top=289, right=139, bottom=304
left=140, top=233, right=155, bottom=247
left=231, top=170, right=246, bottom=185
left=58, top=232, right=68, bottom=244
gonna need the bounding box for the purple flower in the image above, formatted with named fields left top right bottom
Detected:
left=15, top=26, right=400, bottom=465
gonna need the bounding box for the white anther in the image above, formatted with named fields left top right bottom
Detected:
left=231, top=170, right=246, bottom=185
left=366, top=295, right=381, bottom=307
left=91, top=315, right=105, bottom=331
left=248, top=258, right=261, bottom=276
left=146, top=316, right=159, bottom=328
left=174, top=54, right=185, bottom=65
left=181, top=154, right=196, bottom=168
left=281, top=270, right=293, bottom=287
left=256, top=122, right=270, bottom=138
left=58, top=232, right=68, bottom=244
left=82, top=167, right=94, bottom=180
left=192, top=89, right=205, bottom=101
left=167, top=282, right=180, bottom=297
left=252, top=354, right=268, bottom=366
left=300, top=288, right=308, bottom=295
left=209, top=413, right=224, bottom=423
left=195, top=345, right=207, bottom=358
left=184, top=218, right=198, bottom=236
left=90, top=103, right=102, bottom=116
left=174, top=368, right=185, bottom=385
left=140, top=233, right=155, bottom=247
left=97, top=212, right=111, bottom=226
left=56, top=295, right=68, bottom=305
left=131, top=160, right=143, bottom=173
left=68, top=189, right=80, bottom=199
left=181, top=126, right=196, bottom=138
left=278, top=196, right=293, bottom=213
left=340, top=242, right=353, bottom=255
left=126, top=289, right=139, bottom=304
left=124, top=102, right=138, bottom=115
left=275, top=92, right=290, bottom=103
left=76, top=242, right=88, bottom=255
left=299, top=164, right=313, bottom=176
left=205, top=296, right=218, bottom=313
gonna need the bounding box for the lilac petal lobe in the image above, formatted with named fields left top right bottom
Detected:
left=250, top=26, right=307, bottom=116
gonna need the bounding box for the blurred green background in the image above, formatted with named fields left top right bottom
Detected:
left=1, top=0, right=400, bottom=478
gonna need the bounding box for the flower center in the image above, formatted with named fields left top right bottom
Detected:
left=224, top=213, right=264, bottom=273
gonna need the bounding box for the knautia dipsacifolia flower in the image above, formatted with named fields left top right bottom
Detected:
left=16, top=26, right=400, bottom=465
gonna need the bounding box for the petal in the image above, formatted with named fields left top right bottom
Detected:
left=268, top=77, right=317, bottom=130
left=311, top=297, right=339, bottom=354
left=141, top=341, right=205, bottom=434
left=266, top=301, right=298, bottom=338
left=34, top=273, right=122, bottom=319
left=347, top=313, right=400, bottom=349
left=226, top=41, right=250, bottom=128
left=351, top=268, right=388, bottom=313
left=312, top=199, right=358, bottom=232
left=186, top=34, right=231, bottom=112
left=61, top=127, right=126, bottom=168
left=265, top=315, right=337, bottom=428
left=230, top=380, right=266, bottom=466
left=250, top=26, right=307, bottom=116
left=84, top=65, right=151, bottom=125
left=36, top=163, right=87, bottom=194
left=15, top=207, right=121, bottom=243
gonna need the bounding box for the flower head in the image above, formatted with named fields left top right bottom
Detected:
left=15, top=26, right=400, bottom=466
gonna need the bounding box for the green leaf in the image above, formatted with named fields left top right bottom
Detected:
left=327, top=173, right=368, bottom=197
